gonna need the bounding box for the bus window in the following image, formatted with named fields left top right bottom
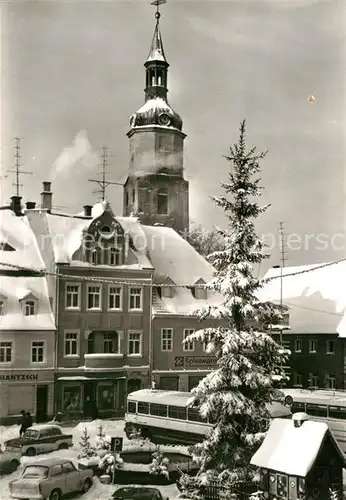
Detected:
left=168, top=406, right=187, bottom=420
left=150, top=404, right=168, bottom=417
left=306, top=404, right=327, bottom=418
left=128, top=401, right=137, bottom=414
left=328, top=406, right=346, bottom=420
left=138, top=402, right=149, bottom=415
left=188, top=408, right=207, bottom=423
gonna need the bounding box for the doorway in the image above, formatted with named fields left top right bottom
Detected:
left=36, top=386, right=48, bottom=423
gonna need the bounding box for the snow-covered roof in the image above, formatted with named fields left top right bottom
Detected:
left=0, top=209, right=45, bottom=271
left=259, top=262, right=346, bottom=337
left=250, top=417, right=346, bottom=476
left=0, top=275, right=55, bottom=331
left=140, top=224, right=222, bottom=316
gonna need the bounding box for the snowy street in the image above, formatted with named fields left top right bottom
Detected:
left=0, top=420, right=180, bottom=500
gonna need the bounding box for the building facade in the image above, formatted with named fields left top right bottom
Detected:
left=0, top=202, right=56, bottom=424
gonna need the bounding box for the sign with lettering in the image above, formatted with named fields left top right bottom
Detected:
left=0, top=373, right=39, bottom=382
left=174, top=356, right=217, bottom=369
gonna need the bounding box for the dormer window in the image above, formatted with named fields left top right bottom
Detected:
left=157, top=188, right=168, bottom=215
left=109, top=247, right=122, bottom=266
left=24, top=300, right=36, bottom=316
left=192, top=279, right=207, bottom=300
left=91, top=248, right=101, bottom=265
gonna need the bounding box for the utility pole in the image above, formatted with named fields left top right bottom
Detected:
left=7, top=138, right=32, bottom=196
left=88, top=147, right=122, bottom=201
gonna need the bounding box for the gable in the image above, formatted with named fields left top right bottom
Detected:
left=0, top=241, right=15, bottom=251
left=18, top=292, right=38, bottom=302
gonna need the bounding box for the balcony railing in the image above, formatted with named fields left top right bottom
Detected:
left=84, top=352, right=124, bottom=369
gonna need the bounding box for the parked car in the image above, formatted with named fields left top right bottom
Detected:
left=4, top=424, right=73, bottom=456
left=9, top=458, right=93, bottom=500
left=111, top=487, right=169, bottom=500
left=0, top=449, right=21, bottom=474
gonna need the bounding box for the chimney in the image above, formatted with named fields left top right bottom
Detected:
left=26, top=201, right=36, bottom=210
left=10, top=196, right=23, bottom=216
left=41, top=181, right=52, bottom=212
left=83, top=205, right=92, bottom=217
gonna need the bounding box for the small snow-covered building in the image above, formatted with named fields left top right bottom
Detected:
left=251, top=412, right=346, bottom=500
left=0, top=198, right=56, bottom=424
left=260, top=263, right=346, bottom=389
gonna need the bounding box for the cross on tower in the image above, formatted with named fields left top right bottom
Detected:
left=151, top=0, right=167, bottom=21
left=7, top=138, right=32, bottom=196
left=88, top=146, right=122, bottom=201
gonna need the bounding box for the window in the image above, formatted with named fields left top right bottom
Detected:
left=97, top=384, right=114, bottom=410
left=157, top=188, right=168, bottom=215
left=168, top=406, right=187, bottom=420
left=91, top=248, right=101, bottom=265
left=294, top=339, right=302, bottom=353
left=127, top=401, right=137, bottom=414
left=128, top=331, right=142, bottom=356
left=309, top=340, right=317, bottom=353
left=277, top=474, right=288, bottom=498
left=326, top=374, right=336, bottom=390
left=50, top=465, right=63, bottom=477
left=0, top=341, right=12, bottom=363
left=125, top=191, right=129, bottom=206
left=103, top=332, right=119, bottom=354
left=87, top=332, right=95, bottom=354
left=203, top=333, right=212, bottom=352
left=65, top=284, right=80, bottom=309
left=293, top=372, right=302, bottom=386
left=63, top=386, right=81, bottom=411
left=24, top=300, right=35, bottom=316
left=326, top=340, right=335, bottom=354
left=308, top=373, right=318, bottom=388
left=64, top=331, right=79, bottom=357
left=129, top=287, right=142, bottom=310
left=193, top=287, right=207, bottom=300
left=328, top=406, right=346, bottom=420
left=62, top=462, right=76, bottom=473
left=161, top=328, right=173, bottom=351
left=150, top=404, right=167, bottom=417
left=188, top=408, right=207, bottom=423
left=87, top=285, right=102, bottom=310
left=109, top=247, right=122, bottom=266
left=183, top=329, right=194, bottom=351
left=138, top=402, right=149, bottom=415
left=0, top=300, right=4, bottom=315
left=306, top=404, right=327, bottom=418
left=31, top=341, right=45, bottom=363
left=132, top=188, right=136, bottom=204
left=108, top=286, right=122, bottom=310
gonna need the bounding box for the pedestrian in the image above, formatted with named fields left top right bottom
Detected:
left=26, top=412, right=33, bottom=428
left=19, top=410, right=27, bottom=437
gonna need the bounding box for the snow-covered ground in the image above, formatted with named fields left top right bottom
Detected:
left=0, top=420, right=181, bottom=500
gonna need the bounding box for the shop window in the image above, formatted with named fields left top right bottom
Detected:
left=63, top=386, right=81, bottom=411
left=8, top=385, right=34, bottom=415
left=97, top=384, right=114, bottom=410
left=157, top=188, right=168, bottom=215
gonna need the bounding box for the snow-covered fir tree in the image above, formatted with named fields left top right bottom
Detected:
left=95, top=423, right=111, bottom=451
left=78, top=427, right=97, bottom=459
left=183, top=120, right=289, bottom=494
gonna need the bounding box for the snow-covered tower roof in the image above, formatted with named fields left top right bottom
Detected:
left=128, top=3, right=183, bottom=132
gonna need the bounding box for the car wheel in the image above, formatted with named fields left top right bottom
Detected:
left=81, top=478, right=92, bottom=494
left=7, top=459, right=20, bottom=473
left=26, top=447, right=36, bottom=457
left=50, top=489, right=61, bottom=500
left=58, top=442, right=68, bottom=450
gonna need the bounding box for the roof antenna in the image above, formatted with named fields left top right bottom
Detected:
left=7, top=138, right=32, bottom=196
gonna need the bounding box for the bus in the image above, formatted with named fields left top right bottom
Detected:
left=124, top=389, right=292, bottom=446
left=282, top=388, right=346, bottom=453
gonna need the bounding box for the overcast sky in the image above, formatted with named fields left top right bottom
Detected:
left=1, top=0, right=345, bottom=271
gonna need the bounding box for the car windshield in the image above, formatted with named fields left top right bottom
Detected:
left=23, top=429, right=39, bottom=439
left=112, top=488, right=161, bottom=499
left=22, top=466, right=49, bottom=478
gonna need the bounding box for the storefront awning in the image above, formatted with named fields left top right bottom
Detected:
left=57, top=376, right=126, bottom=381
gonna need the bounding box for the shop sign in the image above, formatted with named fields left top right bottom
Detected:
left=174, top=356, right=217, bottom=368
left=0, top=373, right=39, bottom=382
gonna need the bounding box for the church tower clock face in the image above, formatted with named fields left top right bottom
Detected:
left=158, top=113, right=171, bottom=126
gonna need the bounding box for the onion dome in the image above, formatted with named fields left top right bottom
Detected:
left=129, top=98, right=183, bottom=131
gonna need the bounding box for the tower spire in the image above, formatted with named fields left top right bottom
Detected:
left=147, top=0, right=167, bottom=63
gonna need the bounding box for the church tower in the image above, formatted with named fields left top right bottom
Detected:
left=123, top=2, right=189, bottom=233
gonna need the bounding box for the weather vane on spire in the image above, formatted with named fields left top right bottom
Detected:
left=151, top=0, right=167, bottom=21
